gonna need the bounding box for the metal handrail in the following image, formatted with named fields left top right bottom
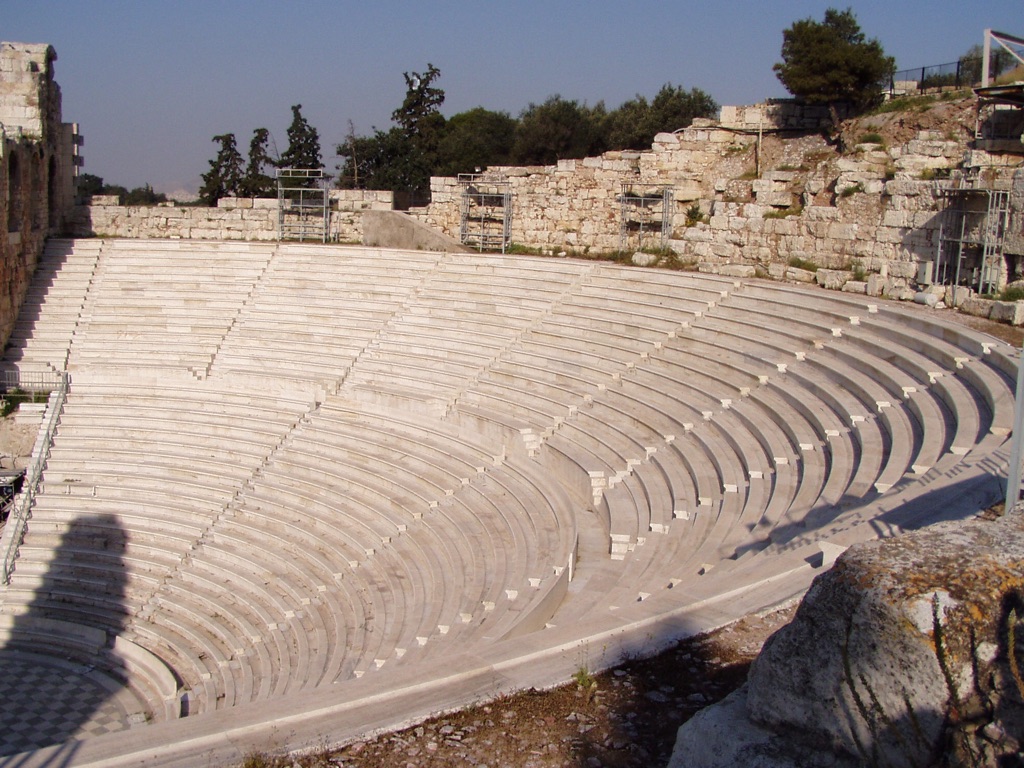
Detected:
left=0, top=371, right=68, bottom=584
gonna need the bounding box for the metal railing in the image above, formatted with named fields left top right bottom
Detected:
left=0, top=370, right=68, bottom=584
left=890, top=51, right=1019, bottom=97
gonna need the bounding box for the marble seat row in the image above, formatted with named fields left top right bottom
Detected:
left=1, top=240, right=1017, bottom=736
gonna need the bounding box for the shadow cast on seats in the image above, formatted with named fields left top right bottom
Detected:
left=0, top=513, right=131, bottom=766
left=726, top=464, right=1004, bottom=563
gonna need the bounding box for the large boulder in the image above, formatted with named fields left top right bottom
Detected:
left=670, top=512, right=1024, bottom=767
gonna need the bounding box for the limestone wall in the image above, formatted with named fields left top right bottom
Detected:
left=0, top=43, right=60, bottom=140
left=718, top=99, right=851, bottom=132
left=414, top=116, right=971, bottom=287
left=71, top=189, right=394, bottom=243
left=409, top=94, right=1024, bottom=301
left=68, top=96, right=1021, bottom=299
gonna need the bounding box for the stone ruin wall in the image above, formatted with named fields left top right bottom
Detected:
left=0, top=42, right=79, bottom=350
left=70, top=97, right=1024, bottom=316
left=417, top=107, right=1013, bottom=291
left=72, top=188, right=394, bottom=243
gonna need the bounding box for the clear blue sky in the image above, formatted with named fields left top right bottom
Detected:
left=6, top=1, right=1021, bottom=196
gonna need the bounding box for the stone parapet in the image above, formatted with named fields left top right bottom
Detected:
left=71, top=189, right=395, bottom=243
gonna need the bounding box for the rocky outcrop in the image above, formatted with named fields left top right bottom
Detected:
left=670, top=511, right=1024, bottom=768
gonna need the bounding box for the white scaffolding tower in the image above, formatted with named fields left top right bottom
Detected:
left=458, top=174, right=512, bottom=253
left=277, top=168, right=329, bottom=243
left=619, top=184, right=672, bottom=252
left=936, top=179, right=1011, bottom=294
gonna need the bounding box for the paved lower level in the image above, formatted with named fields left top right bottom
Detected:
left=0, top=650, right=143, bottom=757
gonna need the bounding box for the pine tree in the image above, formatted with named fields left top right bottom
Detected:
left=239, top=127, right=275, bottom=198
left=278, top=105, right=322, bottom=171
left=198, top=133, right=243, bottom=206
left=773, top=8, right=895, bottom=112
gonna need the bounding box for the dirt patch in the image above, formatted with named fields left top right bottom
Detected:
left=0, top=411, right=40, bottom=471
left=240, top=605, right=797, bottom=768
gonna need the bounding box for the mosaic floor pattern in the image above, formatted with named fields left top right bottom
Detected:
left=0, top=649, right=141, bottom=757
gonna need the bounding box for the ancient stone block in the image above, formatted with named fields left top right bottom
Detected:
left=960, top=297, right=995, bottom=318
left=865, top=273, right=888, bottom=296
left=990, top=300, right=1024, bottom=325
left=758, top=191, right=794, bottom=208
left=784, top=267, right=814, bottom=283
left=804, top=206, right=840, bottom=221
left=718, top=264, right=757, bottom=278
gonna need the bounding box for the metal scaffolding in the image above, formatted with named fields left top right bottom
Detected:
left=277, top=168, right=330, bottom=242
left=936, top=180, right=1012, bottom=294
left=458, top=174, right=512, bottom=252
left=619, top=184, right=672, bottom=252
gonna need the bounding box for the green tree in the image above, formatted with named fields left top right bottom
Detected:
left=336, top=126, right=414, bottom=192
left=604, top=84, right=718, bottom=150
left=434, top=107, right=517, bottom=176
left=123, top=184, right=167, bottom=206
left=239, top=127, right=275, bottom=198
left=392, top=63, right=445, bottom=139
left=278, top=104, right=322, bottom=171
left=77, top=173, right=105, bottom=198
left=773, top=7, right=895, bottom=111
left=392, top=64, right=446, bottom=200
left=511, top=95, right=607, bottom=165
left=199, top=133, right=243, bottom=206
left=336, top=64, right=446, bottom=202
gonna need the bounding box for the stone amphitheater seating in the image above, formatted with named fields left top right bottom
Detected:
left=0, top=237, right=1016, bottom=765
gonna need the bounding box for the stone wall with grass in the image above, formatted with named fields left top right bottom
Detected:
left=416, top=94, right=1023, bottom=303
left=69, top=94, right=1024, bottom=313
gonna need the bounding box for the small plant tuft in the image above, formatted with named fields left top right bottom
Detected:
left=684, top=202, right=706, bottom=227
left=840, top=183, right=864, bottom=198
left=787, top=256, right=819, bottom=272
left=999, top=285, right=1024, bottom=302
left=765, top=204, right=803, bottom=219
left=858, top=132, right=884, bottom=146
left=573, top=665, right=596, bottom=690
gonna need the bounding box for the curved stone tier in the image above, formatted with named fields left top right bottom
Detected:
left=0, top=238, right=1015, bottom=764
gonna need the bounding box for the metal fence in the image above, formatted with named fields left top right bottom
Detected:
left=890, top=52, right=1019, bottom=97
left=0, top=371, right=69, bottom=584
